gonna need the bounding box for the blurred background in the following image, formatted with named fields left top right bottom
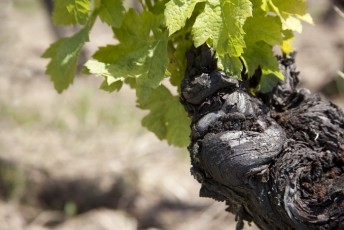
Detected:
left=0, top=0, right=343, bottom=229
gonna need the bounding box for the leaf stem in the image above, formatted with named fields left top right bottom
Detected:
left=139, top=0, right=147, bottom=10
left=86, top=10, right=98, bottom=30
left=145, top=0, right=153, bottom=11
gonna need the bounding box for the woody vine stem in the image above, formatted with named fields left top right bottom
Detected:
left=44, top=0, right=344, bottom=229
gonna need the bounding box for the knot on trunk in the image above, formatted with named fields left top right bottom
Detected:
left=181, top=45, right=344, bottom=229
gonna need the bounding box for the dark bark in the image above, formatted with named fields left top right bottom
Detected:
left=181, top=45, right=344, bottom=230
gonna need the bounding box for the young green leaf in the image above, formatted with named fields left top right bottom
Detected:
left=114, top=10, right=164, bottom=43
left=98, top=0, right=124, bottom=27
left=164, top=0, right=205, bottom=35
left=87, top=36, right=168, bottom=91
left=99, top=80, right=123, bottom=92
left=192, top=0, right=252, bottom=57
left=53, top=0, right=91, bottom=25
left=84, top=59, right=125, bottom=92
left=85, top=9, right=184, bottom=146
left=42, top=27, right=89, bottom=93
left=268, top=0, right=307, bottom=16
left=243, top=7, right=283, bottom=46
left=88, top=10, right=168, bottom=90
left=43, top=0, right=314, bottom=147
left=167, top=39, right=192, bottom=90
left=262, top=0, right=312, bottom=33
left=217, top=55, right=243, bottom=78
left=138, top=85, right=190, bottom=147
left=242, top=41, right=282, bottom=79
left=256, top=68, right=283, bottom=93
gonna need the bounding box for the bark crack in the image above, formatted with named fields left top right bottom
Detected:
left=181, top=45, right=344, bottom=229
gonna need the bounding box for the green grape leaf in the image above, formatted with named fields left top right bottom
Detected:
left=53, top=0, right=91, bottom=25
left=269, top=0, right=307, bottom=15
left=100, top=80, right=123, bottom=92
left=82, top=58, right=123, bottom=92
left=44, top=0, right=314, bottom=147
left=92, top=45, right=127, bottom=63
left=86, top=9, right=186, bottom=146
left=84, top=59, right=115, bottom=79
left=88, top=37, right=168, bottom=91
left=243, top=7, right=282, bottom=45
left=256, top=68, right=283, bottom=93
left=84, top=59, right=125, bottom=87
left=242, top=41, right=283, bottom=80
left=98, top=0, right=124, bottom=27
left=150, top=0, right=170, bottom=14
left=42, top=27, right=89, bottom=93
left=164, top=0, right=205, bottom=35
left=138, top=85, right=190, bottom=147
left=262, top=0, right=312, bottom=33
left=114, top=10, right=164, bottom=43
left=192, top=0, right=252, bottom=57
left=135, top=38, right=169, bottom=89
left=167, top=39, right=192, bottom=90
left=217, top=54, right=243, bottom=78
left=88, top=10, right=168, bottom=90
left=282, top=29, right=294, bottom=40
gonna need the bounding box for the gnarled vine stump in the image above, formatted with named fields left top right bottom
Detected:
left=181, top=45, right=344, bottom=230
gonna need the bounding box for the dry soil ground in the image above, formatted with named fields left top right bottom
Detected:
left=0, top=0, right=343, bottom=230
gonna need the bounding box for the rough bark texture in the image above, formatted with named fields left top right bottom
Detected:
left=181, top=45, right=344, bottom=230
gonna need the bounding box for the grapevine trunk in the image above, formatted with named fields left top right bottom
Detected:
left=181, top=45, right=344, bottom=230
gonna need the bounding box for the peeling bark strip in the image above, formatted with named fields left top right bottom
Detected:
left=181, top=45, right=344, bottom=230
